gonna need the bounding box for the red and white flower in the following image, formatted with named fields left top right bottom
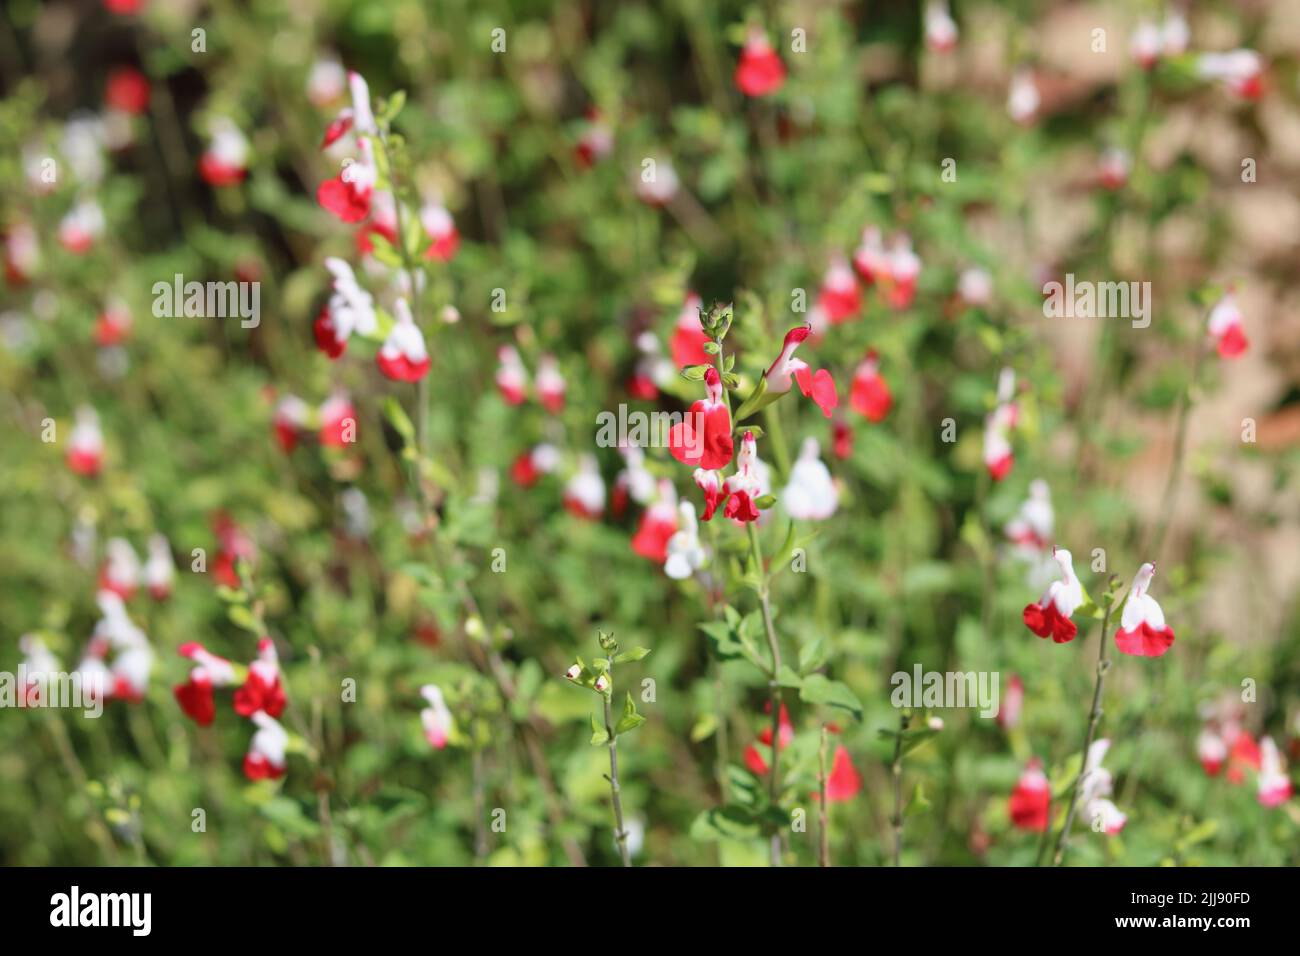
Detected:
left=924, top=0, right=958, bottom=53
left=143, top=533, right=174, bottom=600
left=998, top=674, right=1024, bottom=730
left=983, top=367, right=1018, bottom=480
left=1257, top=736, right=1292, bottom=807
left=823, top=744, right=863, bottom=802
left=66, top=406, right=104, bottom=476
left=1114, top=561, right=1175, bottom=658
left=631, top=479, right=679, bottom=562
left=1080, top=739, right=1127, bottom=834
left=629, top=331, right=674, bottom=399
left=1206, top=290, right=1248, bottom=358
left=511, top=442, right=559, bottom=487
left=882, top=236, right=921, bottom=310
left=1022, top=547, right=1084, bottom=644
left=318, top=392, right=358, bottom=448
left=574, top=109, right=613, bottom=168
left=853, top=227, right=888, bottom=285
left=849, top=349, right=891, bottom=423
left=376, top=299, right=430, bottom=382
left=318, top=136, right=377, bottom=223
left=272, top=394, right=310, bottom=452
left=173, top=641, right=237, bottom=726
left=198, top=119, right=249, bottom=187
left=563, top=454, right=605, bottom=520
left=94, top=299, right=131, bottom=347
left=1198, top=728, right=1228, bottom=776
left=92, top=592, right=153, bottom=702
left=1130, top=21, right=1162, bottom=70
left=244, top=710, right=289, bottom=780
left=99, top=537, right=140, bottom=600
left=957, top=266, right=993, bottom=307
left=613, top=445, right=656, bottom=513
left=692, top=467, right=725, bottom=522
left=817, top=258, right=860, bottom=324
left=723, top=431, right=765, bottom=523
left=420, top=684, right=453, bottom=750
left=234, top=637, right=286, bottom=718
left=495, top=345, right=529, bottom=405
left=669, top=366, right=734, bottom=470
left=783, top=437, right=837, bottom=521
left=670, top=292, right=710, bottom=368
left=58, top=198, right=105, bottom=253
left=420, top=202, right=460, bottom=261
left=4, top=221, right=40, bottom=285
left=18, top=635, right=59, bottom=706
left=734, top=29, right=786, bottom=98
left=536, top=354, right=565, bottom=413
left=1098, top=147, right=1130, bottom=191
left=1009, top=759, right=1050, bottom=831
left=1004, top=479, right=1053, bottom=558
left=635, top=156, right=679, bottom=206
left=1197, top=50, right=1264, bottom=100
left=664, top=501, right=706, bottom=580
left=211, top=512, right=256, bottom=589
left=1007, top=69, right=1040, bottom=125
left=765, top=325, right=838, bottom=418
left=306, top=58, right=347, bottom=108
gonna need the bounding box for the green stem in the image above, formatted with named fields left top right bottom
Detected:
left=818, top=724, right=830, bottom=867
left=1052, top=594, right=1119, bottom=866
left=603, top=670, right=631, bottom=867
left=891, top=710, right=910, bottom=866
left=747, top=521, right=783, bottom=867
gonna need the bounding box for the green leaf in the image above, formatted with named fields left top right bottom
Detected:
left=703, top=341, right=721, bottom=354
left=381, top=90, right=407, bottom=124
left=775, top=665, right=803, bottom=689
left=690, top=805, right=762, bottom=842
left=733, top=375, right=774, bottom=422
left=589, top=713, right=609, bottom=746
left=227, top=604, right=261, bottom=634
left=754, top=494, right=777, bottom=510
left=905, top=782, right=931, bottom=817
left=797, top=635, right=828, bottom=675
left=615, top=692, right=646, bottom=734
left=680, top=364, right=709, bottom=381
left=799, top=674, right=863, bottom=720
left=614, top=646, right=651, bottom=663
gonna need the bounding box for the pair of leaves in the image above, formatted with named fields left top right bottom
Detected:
left=589, top=693, right=645, bottom=744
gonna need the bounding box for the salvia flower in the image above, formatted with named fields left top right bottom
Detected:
left=315, top=257, right=377, bottom=358
left=853, top=226, right=888, bottom=285
left=273, top=394, right=311, bottom=452
left=495, top=345, right=529, bottom=405
left=306, top=58, right=347, bottom=108
left=94, top=299, right=131, bottom=347
left=317, top=137, right=376, bottom=223
left=563, top=454, right=605, bottom=520
left=824, top=745, right=864, bottom=802
left=982, top=367, right=1018, bottom=480
left=670, top=292, right=710, bottom=368
left=1080, top=739, right=1126, bottom=835
left=764, top=325, right=838, bottom=418
left=669, top=366, right=734, bottom=469
left=376, top=299, right=430, bottom=382
left=1197, top=50, right=1264, bottom=100
left=1198, top=728, right=1228, bottom=776
left=998, top=674, right=1024, bottom=730
left=957, top=266, right=994, bottom=307
left=58, top=198, right=105, bottom=253
left=744, top=703, right=794, bottom=774
left=144, top=533, right=174, bottom=600
left=1130, top=21, right=1162, bottom=70
left=925, top=1, right=958, bottom=53
left=1256, top=737, right=1292, bottom=807
left=574, top=108, right=613, bottom=168
left=511, top=442, right=559, bottom=487
left=849, top=349, right=892, bottom=423
left=723, top=431, right=765, bottom=523
left=1007, top=69, right=1040, bottom=125
left=105, top=66, right=150, bottom=116
left=783, top=437, right=837, bottom=521
left=1004, top=479, right=1053, bottom=557
left=318, top=392, right=358, bottom=448
left=234, top=637, right=287, bottom=718
left=92, top=592, right=153, bottom=701
left=535, top=354, right=566, bottom=413
left=664, top=501, right=706, bottom=580
left=631, top=479, right=679, bottom=562
left=66, top=406, right=104, bottom=476
left=4, top=221, right=39, bottom=284
left=1098, top=147, right=1130, bottom=191
left=883, top=236, right=921, bottom=310
left=692, top=467, right=724, bottom=521
left=817, top=258, right=860, bottom=324
left=198, top=119, right=249, bottom=187
left=420, top=684, right=453, bottom=750
left=635, top=156, right=679, bottom=206
left=1008, top=759, right=1050, bottom=831
left=420, top=202, right=460, bottom=261
left=1206, top=290, right=1248, bottom=358
left=734, top=29, right=786, bottom=98
left=243, top=710, right=289, bottom=780
left=1114, top=561, right=1175, bottom=657
left=19, top=635, right=59, bottom=706
left=99, top=537, right=140, bottom=599
left=173, top=641, right=237, bottom=726
left=1022, top=547, right=1083, bottom=644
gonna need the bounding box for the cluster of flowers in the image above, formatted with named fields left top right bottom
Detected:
left=1009, top=740, right=1126, bottom=835
left=742, top=703, right=864, bottom=802
left=1197, top=700, right=1294, bottom=807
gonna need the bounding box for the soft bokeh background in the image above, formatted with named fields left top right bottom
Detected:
left=1, top=0, right=1297, bottom=865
